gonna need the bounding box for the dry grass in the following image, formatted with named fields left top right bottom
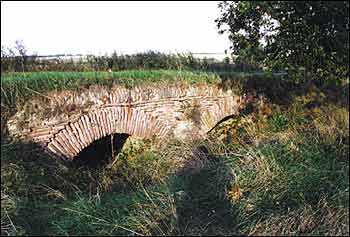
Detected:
left=1, top=73, right=348, bottom=236
left=243, top=199, right=349, bottom=236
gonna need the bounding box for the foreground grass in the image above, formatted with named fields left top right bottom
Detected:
left=1, top=79, right=349, bottom=235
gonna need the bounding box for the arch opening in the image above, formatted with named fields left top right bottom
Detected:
left=72, top=133, right=130, bottom=168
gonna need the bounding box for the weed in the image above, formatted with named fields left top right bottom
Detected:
left=268, top=113, right=289, bottom=132
left=1, top=70, right=348, bottom=236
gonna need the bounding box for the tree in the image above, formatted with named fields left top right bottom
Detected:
left=216, top=1, right=349, bottom=81
left=14, top=40, right=28, bottom=72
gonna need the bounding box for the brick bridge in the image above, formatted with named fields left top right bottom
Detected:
left=7, top=84, right=245, bottom=161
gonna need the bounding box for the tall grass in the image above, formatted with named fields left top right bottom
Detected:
left=1, top=70, right=220, bottom=112
left=1, top=78, right=348, bottom=235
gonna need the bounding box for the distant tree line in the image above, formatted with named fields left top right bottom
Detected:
left=1, top=41, right=261, bottom=73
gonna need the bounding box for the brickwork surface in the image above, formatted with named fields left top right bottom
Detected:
left=7, top=84, right=245, bottom=160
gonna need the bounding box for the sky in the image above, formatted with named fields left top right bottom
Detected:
left=1, top=1, right=231, bottom=56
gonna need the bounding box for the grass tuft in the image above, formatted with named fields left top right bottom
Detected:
left=1, top=71, right=348, bottom=236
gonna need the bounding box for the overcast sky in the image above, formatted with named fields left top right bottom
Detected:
left=1, top=1, right=231, bottom=56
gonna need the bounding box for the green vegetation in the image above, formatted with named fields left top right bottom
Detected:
left=1, top=44, right=260, bottom=73
left=1, top=70, right=220, bottom=111
left=1, top=1, right=348, bottom=234
left=216, top=1, right=349, bottom=81
left=1, top=69, right=348, bottom=235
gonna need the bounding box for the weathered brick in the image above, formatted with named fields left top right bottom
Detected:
left=7, top=85, right=246, bottom=160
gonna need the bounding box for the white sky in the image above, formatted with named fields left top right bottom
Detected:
left=1, top=1, right=231, bottom=56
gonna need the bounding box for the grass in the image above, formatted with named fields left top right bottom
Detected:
left=1, top=70, right=221, bottom=112
left=1, top=70, right=221, bottom=85
left=0, top=69, right=288, bottom=111
left=1, top=70, right=349, bottom=235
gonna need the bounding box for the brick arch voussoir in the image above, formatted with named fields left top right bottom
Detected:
left=46, top=106, right=167, bottom=160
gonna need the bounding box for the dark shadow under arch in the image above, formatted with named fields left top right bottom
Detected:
left=73, top=133, right=130, bottom=168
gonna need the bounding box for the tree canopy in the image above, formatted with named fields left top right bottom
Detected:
left=216, top=1, right=349, bottom=81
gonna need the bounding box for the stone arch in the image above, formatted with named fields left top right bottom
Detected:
left=46, top=106, right=169, bottom=160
